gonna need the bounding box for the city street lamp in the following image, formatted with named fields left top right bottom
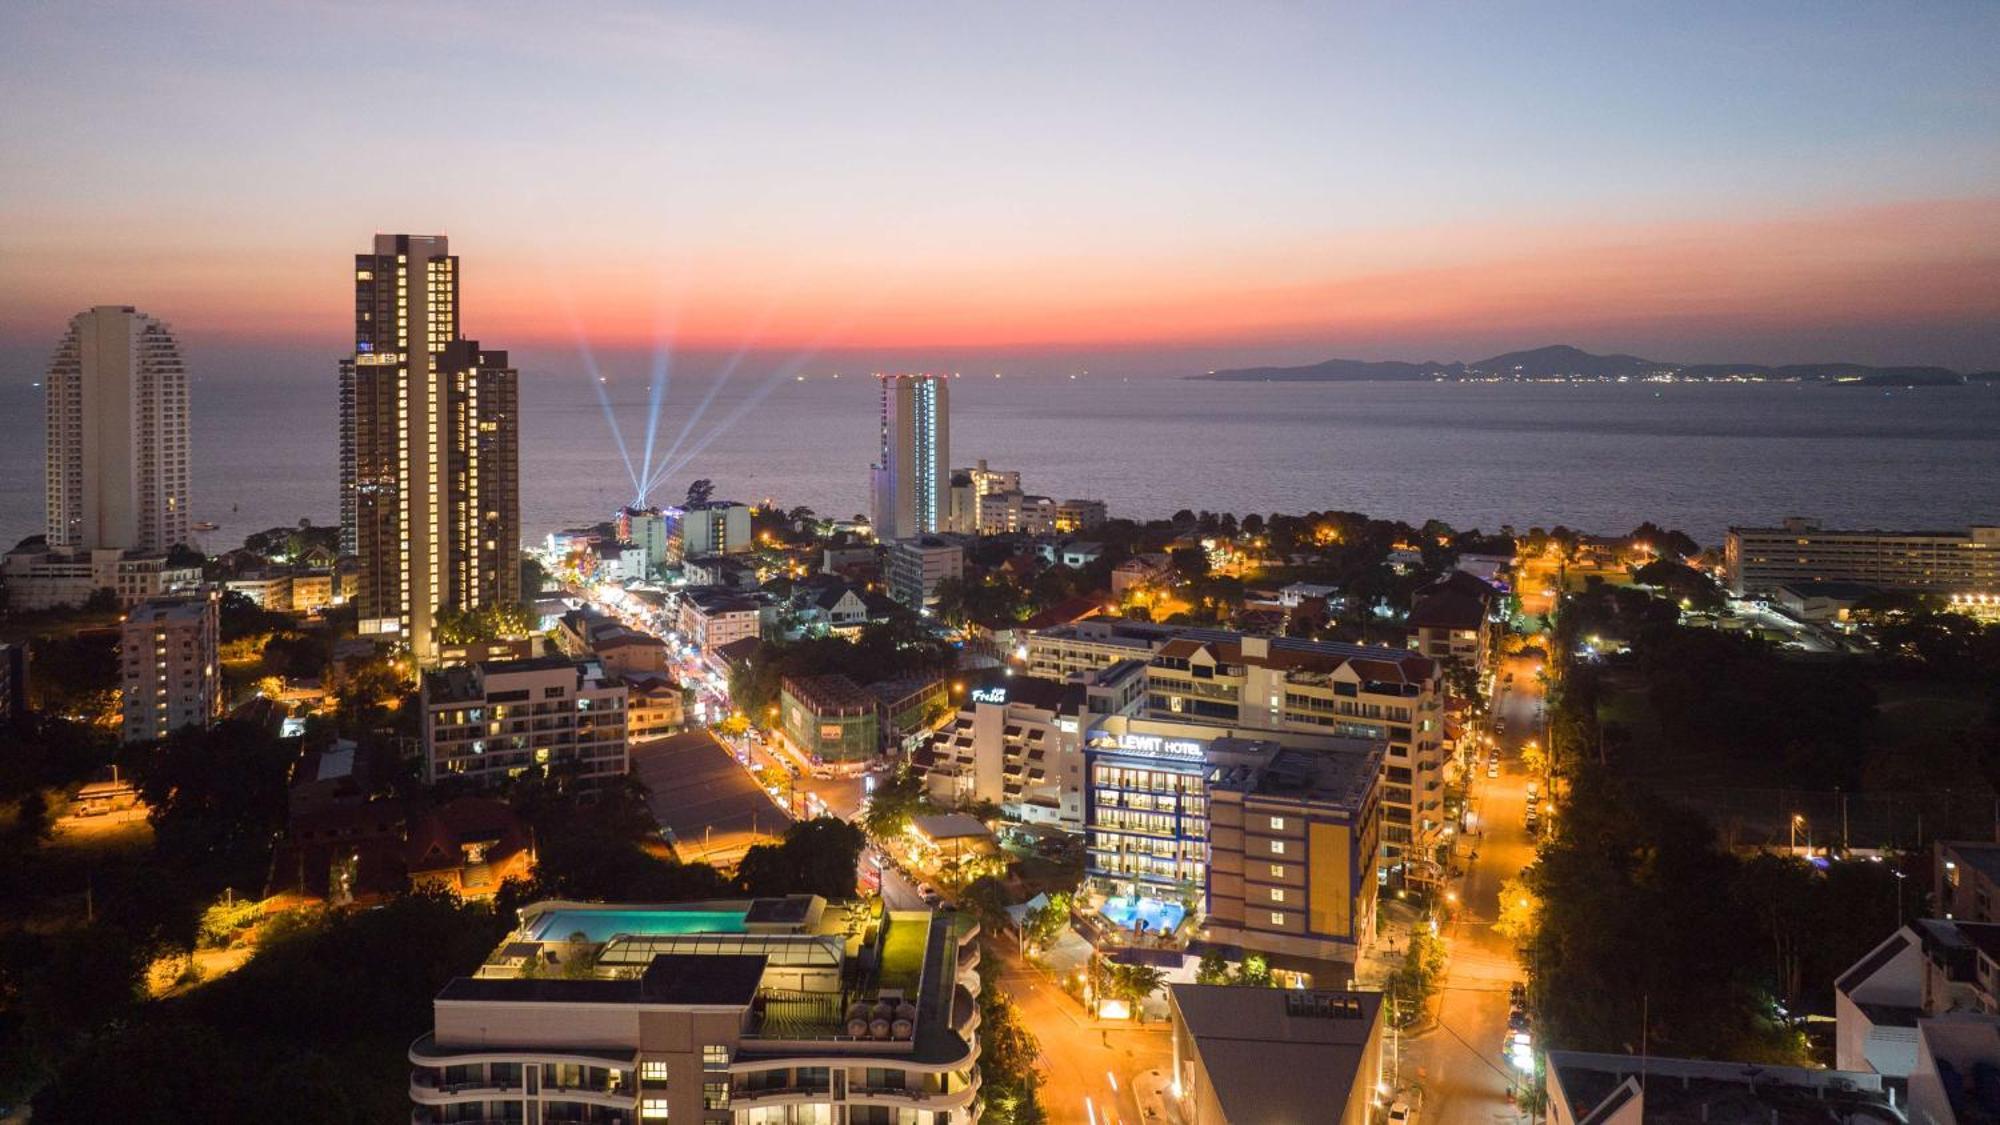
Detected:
left=1791, top=813, right=1808, bottom=855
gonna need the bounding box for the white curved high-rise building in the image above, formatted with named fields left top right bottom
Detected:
left=44, top=305, right=191, bottom=553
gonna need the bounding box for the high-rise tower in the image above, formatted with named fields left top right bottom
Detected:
left=44, top=306, right=191, bottom=553
left=869, top=374, right=949, bottom=541
left=338, top=234, right=518, bottom=662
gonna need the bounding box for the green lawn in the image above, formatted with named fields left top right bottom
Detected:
left=877, top=911, right=929, bottom=995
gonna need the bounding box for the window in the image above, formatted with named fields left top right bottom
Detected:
left=641, top=1098, right=670, bottom=1119
left=1269, top=840, right=1287, bottom=856
left=1270, top=888, right=1286, bottom=903
left=1270, top=863, right=1286, bottom=878
left=703, top=1045, right=730, bottom=1069
left=1270, top=911, right=1286, bottom=926
left=1268, top=816, right=1287, bottom=831
left=703, top=1082, right=730, bottom=1109
left=642, top=1061, right=669, bottom=1083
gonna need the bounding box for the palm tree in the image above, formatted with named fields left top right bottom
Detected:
left=1108, top=962, right=1167, bottom=1023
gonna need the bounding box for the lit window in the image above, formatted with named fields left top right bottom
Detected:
left=641, top=1061, right=669, bottom=1082
left=641, top=1099, right=670, bottom=1119
left=1269, top=840, right=1286, bottom=856
left=1270, top=888, right=1286, bottom=903
left=1269, top=816, right=1287, bottom=831
left=703, top=1082, right=730, bottom=1109
left=1270, top=911, right=1286, bottom=926
left=1270, top=863, right=1286, bottom=878
left=703, top=1044, right=730, bottom=1069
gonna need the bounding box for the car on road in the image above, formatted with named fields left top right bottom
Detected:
left=1388, top=1100, right=1415, bottom=1125
left=1494, top=718, right=1507, bottom=735
left=1487, top=763, right=1499, bottom=779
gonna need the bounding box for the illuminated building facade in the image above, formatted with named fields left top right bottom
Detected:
left=119, top=594, right=220, bottom=744
left=1726, top=517, right=2000, bottom=596
left=45, top=305, right=190, bottom=554
left=339, top=234, right=519, bottom=662
left=870, top=374, right=949, bottom=541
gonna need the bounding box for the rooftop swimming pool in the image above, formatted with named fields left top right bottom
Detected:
left=1099, top=895, right=1186, bottom=934
left=525, top=908, right=747, bottom=944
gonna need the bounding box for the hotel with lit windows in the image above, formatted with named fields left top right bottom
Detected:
left=339, top=233, right=520, bottom=663
left=1140, top=631, right=1443, bottom=871
left=410, top=896, right=983, bottom=1125
left=420, top=655, right=629, bottom=787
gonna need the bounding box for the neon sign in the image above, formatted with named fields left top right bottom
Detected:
left=970, top=687, right=1007, bottom=705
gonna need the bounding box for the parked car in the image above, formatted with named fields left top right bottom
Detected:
left=1487, top=763, right=1499, bottom=779
left=1388, top=1101, right=1416, bottom=1125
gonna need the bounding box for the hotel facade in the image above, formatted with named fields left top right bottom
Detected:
left=1725, top=517, right=2000, bottom=596
left=869, top=375, right=949, bottom=542
left=421, top=655, right=629, bottom=786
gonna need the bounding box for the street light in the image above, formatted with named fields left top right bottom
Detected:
left=1791, top=813, right=1807, bottom=855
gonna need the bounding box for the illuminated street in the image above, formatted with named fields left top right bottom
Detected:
left=993, top=945, right=1172, bottom=1125
left=1403, top=650, right=1544, bottom=1123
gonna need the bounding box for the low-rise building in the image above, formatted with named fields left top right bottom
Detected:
left=889, top=536, right=963, bottom=610
left=421, top=656, right=629, bottom=786
left=623, top=673, right=685, bottom=739
left=119, top=594, right=220, bottom=743
left=1406, top=569, right=1497, bottom=677
left=4, top=543, right=203, bottom=610
left=683, top=554, right=759, bottom=590
left=974, top=490, right=1056, bottom=536
left=1774, top=579, right=1880, bottom=623
left=406, top=797, right=536, bottom=899
left=1835, top=917, right=2000, bottom=1079
left=1055, top=498, right=1108, bottom=533
left=1111, top=553, right=1173, bottom=597
left=868, top=676, right=950, bottom=753
left=780, top=674, right=881, bottom=762
left=1022, top=616, right=1184, bottom=680
left=1726, top=517, right=2000, bottom=596
left=1544, top=1050, right=1895, bottom=1125
left=410, top=898, right=983, bottom=1125
left=678, top=589, right=762, bottom=657
left=1168, top=985, right=1384, bottom=1125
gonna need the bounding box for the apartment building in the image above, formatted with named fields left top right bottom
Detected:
left=870, top=374, right=950, bottom=541
left=421, top=655, right=629, bottom=786
left=670, top=500, right=754, bottom=563
left=1406, top=570, right=1498, bottom=678
left=339, top=234, right=521, bottom=662
left=1203, top=744, right=1383, bottom=975
left=119, top=595, right=220, bottom=744
left=45, top=305, right=191, bottom=555
left=411, top=897, right=983, bottom=1125
left=1726, top=517, right=2000, bottom=596
left=1054, top=499, right=1108, bottom=533
left=1142, top=630, right=1443, bottom=862
left=1938, top=841, right=2000, bottom=924
left=678, top=589, right=763, bottom=656
left=888, top=537, right=963, bottom=611
left=1021, top=617, right=1184, bottom=680
left=1545, top=1052, right=1894, bottom=1125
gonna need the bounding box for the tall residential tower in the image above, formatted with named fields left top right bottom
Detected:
left=338, top=234, right=519, bottom=663
left=869, top=373, right=949, bottom=541
left=44, top=306, right=190, bottom=553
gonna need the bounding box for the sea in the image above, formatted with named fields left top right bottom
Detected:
left=2, top=373, right=1997, bottom=554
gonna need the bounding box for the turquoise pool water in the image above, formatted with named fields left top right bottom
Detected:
left=526, top=909, right=746, bottom=943
left=1099, top=895, right=1185, bottom=934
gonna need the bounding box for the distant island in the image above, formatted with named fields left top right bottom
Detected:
left=1192, top=343, right=2000, bottom=386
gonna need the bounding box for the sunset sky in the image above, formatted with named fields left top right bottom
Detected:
left=3, top=1, right=1998, bottom=378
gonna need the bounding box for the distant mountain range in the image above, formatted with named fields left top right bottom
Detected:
left=1193, top=344, right=2000, bottom=386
